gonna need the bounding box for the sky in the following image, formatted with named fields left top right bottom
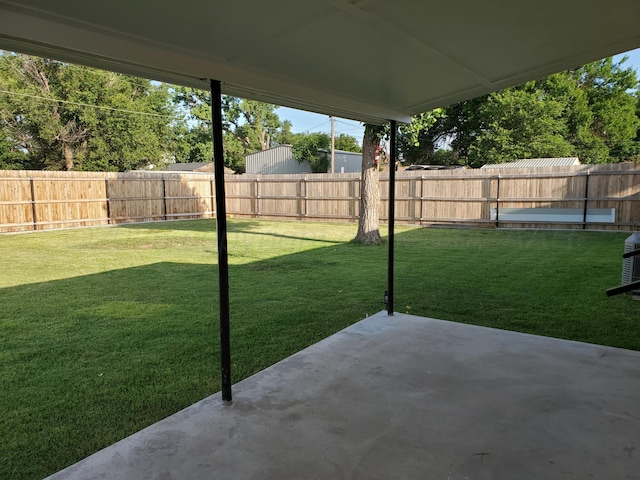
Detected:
left=277, top=47, right=640, bottom=142
left=277, top=106, right=366, bottom=139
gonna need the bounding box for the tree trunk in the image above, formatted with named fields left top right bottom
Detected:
left=63, top=143, right=74, bottom=171
left=354, top=124, right=382, bottom=245
left=259, top=130, right=270, bottom=150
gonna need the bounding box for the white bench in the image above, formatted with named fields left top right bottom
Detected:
left=490, top=207, right=615, bottom=223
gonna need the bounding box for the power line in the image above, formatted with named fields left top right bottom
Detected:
left=0, top=89, right=174, bottom=119
left=303, top=120, right=330, bottom=133
left=335, top=119, right=363, bottom=127
left=335, top=126, right=364, bottom=134
left=2, top=48, right=161, bottom=91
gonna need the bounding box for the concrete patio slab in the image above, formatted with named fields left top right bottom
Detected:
left=47, top=312, right=640, bottom=480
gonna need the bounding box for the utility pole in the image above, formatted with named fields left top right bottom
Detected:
left=330, top=115, right=335, bottom=173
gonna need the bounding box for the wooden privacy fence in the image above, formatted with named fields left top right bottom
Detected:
left=0, top=165, right=638, bottom=233
left=0, top=171, right=214, bottom=232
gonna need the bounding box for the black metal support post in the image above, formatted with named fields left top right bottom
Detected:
left=210, top=79, right=232, bottom=402
left=387, top=120, right=397, bottom=316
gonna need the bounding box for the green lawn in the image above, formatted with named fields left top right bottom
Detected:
left=1, top=219, right=637, bottom=479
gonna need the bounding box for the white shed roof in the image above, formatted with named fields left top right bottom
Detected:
left=481, top=158, right=582, bottom=169
left=0, top=1, right=639, bottom=124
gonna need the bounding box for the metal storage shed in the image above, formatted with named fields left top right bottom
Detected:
left=245, top=145, right=312, bottom=175
left=331, top=149, right=362, bottom=173
left=245, top=145, right=363, bottom=174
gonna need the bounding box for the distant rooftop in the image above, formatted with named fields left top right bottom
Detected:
left=165, top=162, right=213, bottom=172
left=164, top=162, right=235, bottom=174
left=481, top=158, right=581, bottom=169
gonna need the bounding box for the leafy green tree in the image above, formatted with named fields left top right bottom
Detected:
left=404, top=57, right=639, bottom=166
left=0, top=52, right=176, bottom=171
left=291, top=132, right=331, bottom=173
left=0, top=135, right=28, bottom=169
left=334, top=133, right=362, bottom=153
left=222, top=131, right=248, bottom=173
left=398, top=109, right=446, bottom=164
left=290, top=130, right=362, bottom=172
left=273, top=120, right=295, bottom=146
left=225, top=98, right=281, bottom=152
left=468, top=84, right=575, bottom=165
left=569, top=58, right=640, bottom=162
left=431, top=149, right=457, bottom=165
left=173, top=87, right=285, bottom=173
left=171, top=87, right=214, bottom=163
left=290, top=131, right=362, bottom=172
left=439, top=97, right=487, bottom=164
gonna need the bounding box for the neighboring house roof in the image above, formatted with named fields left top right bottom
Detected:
left=404, top=165, right=465, bottom=171
left=481, top=158, right=581, bottom=169
left=318, top=149, right=362, bottom=156
left=164, top=162, right=234, bottom=174
left=165, top=162, right=212, bottom=172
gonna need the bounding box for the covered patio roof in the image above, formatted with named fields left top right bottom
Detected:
left=1, top=0, right=640, bottom=124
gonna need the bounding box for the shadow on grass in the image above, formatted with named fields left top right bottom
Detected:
left=0, top=244, right=386, bottom=479
left=120, top=218, right=344, bottom=244
left=1, top=226, right=638, bottom=479
left=229, top=227, right=345, bottom=244
left=117, top=218, right=257, bottom=233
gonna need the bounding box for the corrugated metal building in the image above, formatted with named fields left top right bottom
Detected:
left=481, top=157, right=581, bottom=169
left=245, top=146, right=311, bottom=174
left=245, top=145, right=362, bottom=174
left=330, top=150, right=362, bottom=173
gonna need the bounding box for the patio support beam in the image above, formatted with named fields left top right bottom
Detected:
left=387, top=120, right=397, bottom=315
left=210, top=79, right=232, bottom=402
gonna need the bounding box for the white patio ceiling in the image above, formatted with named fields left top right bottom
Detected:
left=0, top=0, right=639, bottom=124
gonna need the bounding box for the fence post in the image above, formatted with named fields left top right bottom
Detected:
left=104, top=177, right=111, bottom=224
left=409, top=177, right=416, bottom=224
left=495, top=175, right=501, bottom=228
left=304, top=177, right=309, bottom=219
left=255, top=177, right=260, bottom=217
left=348, top=178, right=356, bottom=221
left=582, top=171, right=590, bottom=229
left=30, top=177, right=37, bottom=230
left=298, top=178, right=304, bottom=218
left=162, top=177, right=168, bottom=220
left=420, top=176, right=424, bottom=225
